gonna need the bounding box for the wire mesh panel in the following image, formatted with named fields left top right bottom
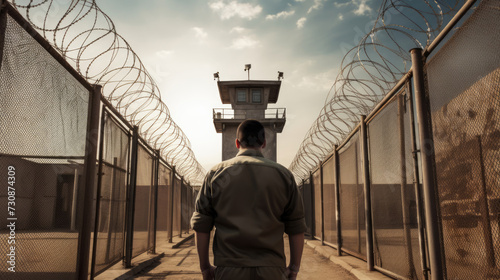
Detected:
left=425, top=1, right=500, bottom=278
left=172, top=176, right=182, bottom=237
left=147, top=156, right=157, bottom=251
left=180, top=183, right=189, bottom=234
left=93, top=112, right=129, bottom=275
left=300, top=183, right=313, bottom=236
left=312, top=169, right=322, bottom=240
left=132, top=145, right=153, bottom=258
left=322, top=156, right=337, bottom=246
left=339, top=132, right=366, bottom=259
left=0, top=13, right=90, bottom=280
left=368, top=91, right=423, bottom=279
left=156, top=162, right=171, bottom=244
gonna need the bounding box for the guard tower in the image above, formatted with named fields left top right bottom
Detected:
left=213, top=65, right=286, bottom=161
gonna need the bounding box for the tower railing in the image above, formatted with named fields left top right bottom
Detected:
left=213, top=108, right=286, bottom=120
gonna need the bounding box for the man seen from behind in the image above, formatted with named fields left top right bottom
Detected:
left=191, top=119, right=306, bottom=280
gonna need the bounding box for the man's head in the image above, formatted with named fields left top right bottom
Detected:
left=235, top=119, right=266, bottom=150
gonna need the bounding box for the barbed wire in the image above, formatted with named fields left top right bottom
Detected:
left=288, top=0, right=465, bottom=181
left=9, top=0, right=206, bottom=184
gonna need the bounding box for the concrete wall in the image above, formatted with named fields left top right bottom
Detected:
left=0, top=157, right=84, bottom=230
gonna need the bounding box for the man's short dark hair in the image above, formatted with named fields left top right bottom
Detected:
left=236, top=119, right=265, bottom=148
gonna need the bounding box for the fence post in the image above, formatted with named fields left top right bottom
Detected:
left=0, top=1, right=7, bottom=72
left=407, top=80, right=429, bottom=279
left=89, top=104, right=107, bottom=279
left=477, top=136, right=495, bottom=267
left=151, top=150, right=160, bottom=254
left=309, top=171, right=315, bottom=240
left=319, top=162, right=324, bottom=245
left=180, top=177, right=184, bottom=239
left=124, top=126, right=139, bottom=268
left=334, top=145, right=342, bottom=256
left=169, top=166, right=176, bottom=243
left=410, top=48, right=445, bottom=280
left=76, top=85, right=101, bottom=280
left=398, top=92, right=418, bottom=278
left=360, top=115, right=374, bottom=271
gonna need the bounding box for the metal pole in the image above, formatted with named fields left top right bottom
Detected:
left=71, top=168, right=79, bottom=231
left=398, top=93, right=417, bottom=278
left=310, top=171, right=316, bottom=240
left=124, top=126, right=139, bottom=268
left=334, top=145, right=342, bottom=256
left=146, top=151, right=155, bottom=252
left=411, top=48, right=445, bottom=280
left=90, top=104, right=106, bottom=279
left=360, top=115, right=374, bottom=271
left=354, top=140, right=361, bottom=253
left=151, top=150, right=160, bottom=254
left=168, top=166, right=176, bottom=243
left=477, top=135, right=495, bottom=267
left=423, top=0, right=477, bottom=57
left=76, top=85, right=101, bottom=280
left=320, top=162, right=325, bottom=245
left=407, top=80, right=429, bottom=279
left=179, top=177, right=184, bottom=238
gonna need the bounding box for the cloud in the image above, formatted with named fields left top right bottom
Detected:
left=353, top=0, right=371, bottom=16
left=230, top=26, right=247, bottom=33
left=334, top=1, right=351, bottom=8
left=192, top=27, right=208, bottom=39
left=155, top=50, right=174, bottom=59
left=334, top=0, right=372, bottom=16
left=230, top=36, right=259, bottom=49
left=338, top=13, right=344, bottom=20
left=307, top=0, right=324, bottom=14
left=296, top=17, right=307, bottom=29
left=266, top=10, right=295, bottom=20
left=209, top=1, right=262, bottom=20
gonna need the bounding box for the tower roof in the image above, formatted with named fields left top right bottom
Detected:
left=217, top=80, right=281, bottom=104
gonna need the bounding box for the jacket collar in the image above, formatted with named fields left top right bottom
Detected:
left=236, top=149, right=264, bottom=158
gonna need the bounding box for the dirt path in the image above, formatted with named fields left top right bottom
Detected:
left=133, top=236, right=356, bottom=280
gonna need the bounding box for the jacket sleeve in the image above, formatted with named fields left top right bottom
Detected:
left=281, top=175, right=307, bottom=235
left=190, top=173, right=216, bottom=233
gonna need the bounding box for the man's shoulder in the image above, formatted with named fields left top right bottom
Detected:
left=208, top=155, right=293, bottom=179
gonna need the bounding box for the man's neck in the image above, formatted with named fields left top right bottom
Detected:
left=238, top=147, right=263, bottom=153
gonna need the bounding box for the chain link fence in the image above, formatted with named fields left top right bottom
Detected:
left=0, top=3, right=199, bottom=279
left=92, top=111, right=130, bottom=275
left=322, top=156, right=337, bottom=246
left=156, top=161, right=172, bottom=245
left=312, top=169, right=322, bottom=240
left=367, top=90, right=424, bottom=279
left=425, top=0, right=500, bottom=278
left=299, top=1, right=499, bottom=279
left=0, top=9, right=90, bottom=280
left=338, top=132, right=366, bottom=260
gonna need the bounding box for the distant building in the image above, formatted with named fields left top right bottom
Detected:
left=213, top=68, right=286, bottom=161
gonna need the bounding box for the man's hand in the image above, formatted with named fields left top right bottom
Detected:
left=195, top=232, right=214, bottom=279
left=285, top=264, right=300, bottom=280
left=201, top=265, right=216, bottom=280
left=287, top=233, right=304, bottom=279
left=285, top=266, right=299, bottom=279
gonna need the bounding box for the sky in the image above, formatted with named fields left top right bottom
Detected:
left=94, top=0, right=379, bottom=172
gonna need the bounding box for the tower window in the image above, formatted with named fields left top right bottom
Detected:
left=252, top=89, right=261, bottom=103
left=237, top=89, right=247, bottom=103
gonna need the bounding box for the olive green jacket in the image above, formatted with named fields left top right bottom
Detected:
left=191, top=149, right=307, bottom=267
